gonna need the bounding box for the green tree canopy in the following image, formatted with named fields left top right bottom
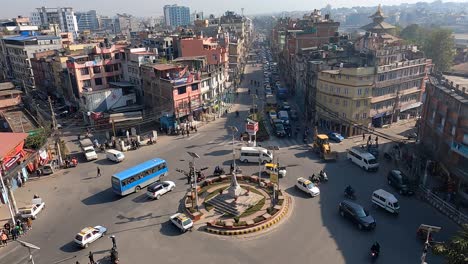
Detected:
left=433, top=224, right=468, bottom=264
left=423, top=28, right=455, bottom=72
left=399, top=25, right=455, bottom=72
left=24, top=128, right=49, bottom=150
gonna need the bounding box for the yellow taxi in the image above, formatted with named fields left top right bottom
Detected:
left=264, top=163, right=287, bottom=178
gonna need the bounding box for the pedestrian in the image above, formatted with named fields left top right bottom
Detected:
left=97, top=166, right=101, bottom=177
left=362, top=133, right=365, bottom=141
left=11, top=227, right=17, bottom=240
left=230, top=163, right=234, bottom=174
left=187, top=129, right=190, bottom=137
left=17, top=175, right=22, bottom=188
left=368, top=135, right=371, bottom=142
left=1, top=231, right=7, bottom=246
left=27, top=218, right=32, bottom=230
left=89, top=251, right=95, bottom=264
left=21, top=221, right=28, bottom=234
left=186, top=175, right=191, bottom=184
left=110, top=235, right=117, bottom=249
left=375, top=136, right=379, bottom=146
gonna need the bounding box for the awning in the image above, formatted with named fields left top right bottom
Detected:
left=109, top=111, right=143, bottom=123
left=372, top=112, right=387, bottom=119
left=400, top=102, right=423, bottom=112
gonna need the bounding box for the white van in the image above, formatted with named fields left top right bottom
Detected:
left=239, top=147, right=273, bottom=164
left=106, top=149, right=125, bottom=162
left=347, top=147, right=379, bottom=171
left=372, top=189, right=400, bottom=214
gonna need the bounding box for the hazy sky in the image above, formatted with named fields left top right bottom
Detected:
left=1, top=0, right=465, bottom=18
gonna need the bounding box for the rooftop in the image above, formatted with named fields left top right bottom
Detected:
left=0, top=132, right=28, bottom=159
left=153, top=64, right=180, bottom=71
left=1, top=108, right=38, bottom=133
left=0, top=82, right=15, bottom=91
left=3, top=35, right=60, bottom=41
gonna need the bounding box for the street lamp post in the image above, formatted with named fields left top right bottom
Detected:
left=17, top=240, right=40, bottom=264
left=187, top=151, right=200, bottom=211
left=228, top=126, right=238, bottom=172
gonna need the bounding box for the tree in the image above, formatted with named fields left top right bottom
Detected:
left=423, top=28, right=455, bottom=72
left=399, top=24, right=426, bottom=45
left=24, top=128, right=48, bottom=150
left=433, top=224, right=468, bottom=264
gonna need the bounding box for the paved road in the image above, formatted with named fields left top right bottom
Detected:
left=0, top=64, right=460, bottom=264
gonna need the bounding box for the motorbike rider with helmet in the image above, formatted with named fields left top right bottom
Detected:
left=371, top=241, right=381, bottom=256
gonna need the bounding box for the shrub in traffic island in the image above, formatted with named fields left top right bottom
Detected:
left=253, top=216, right=265, bottom=224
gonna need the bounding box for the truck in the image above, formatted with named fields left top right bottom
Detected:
left=80, top=138, right=98, bottom=161
left=311, top=127, right=338, bottom=161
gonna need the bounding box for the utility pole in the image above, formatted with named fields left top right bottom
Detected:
left=0, top=165, right=16, bottom=223
left=112, top=119, right=116, bottom=137
left=48, top=96, right=57, bottom=130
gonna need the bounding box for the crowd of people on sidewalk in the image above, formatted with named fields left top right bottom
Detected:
left=0, top=218, right=33, bottom=247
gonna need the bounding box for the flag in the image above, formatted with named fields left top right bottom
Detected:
left=179, top=65, right=188, bottom=78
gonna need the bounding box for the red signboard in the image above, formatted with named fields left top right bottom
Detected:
left=246, top=122, right=259, bottom=134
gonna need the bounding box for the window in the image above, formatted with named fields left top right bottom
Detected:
left=191, top=83, right=199, bottom=91
left=335, top=99, right=339, bottom=105
left=365, top=88, right=369, bottom=94
left=95, top=78, right=102, bottom=85
left=356, top=100, right=361, bottom=107
left=344, top=88, right=349, bottom=95
left=93, top=66, right=101, bottom=74
left=80, top=68, right=89, bottom=75
left=82, top=79, right=91, bottom=87
left=342, top=113, right=346, bottom=118
left=113, top=64, right=119, bottom=71
left=104, top=65, right=113, bottom=72
left=178, top=87, right=186, bottom=94
left=355, top=113, right=360, bottom=120
left=346, top=76, right=350, bottom=80
left=357, top=89, right=362, bottom=95
left=336, top=87, right=341, bottom=94
left=362, top=113, right=367, bottom=119
left=343, top=100, right=348, bottom=107
left=363, top=100, right=368, bottom=106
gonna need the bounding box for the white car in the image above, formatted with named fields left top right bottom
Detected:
left=74, top=226, right=107, bottom=248
left=146, top=181, right=175, bottom=200
left=170, top=213, right=193, bottom=232
left=295, top=177, right=320, bottom=197
left=18, top=202, right=45, bottom=220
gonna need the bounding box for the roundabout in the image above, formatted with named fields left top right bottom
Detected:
left=183, top=173, right=292, bottom=236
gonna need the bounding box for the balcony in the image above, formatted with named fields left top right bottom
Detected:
left=375, top=73, right=426, bottom=88
left=451, top=141, right=468, bottom=159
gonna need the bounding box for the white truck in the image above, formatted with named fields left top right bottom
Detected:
left=80, top=138, right=98, bottom=161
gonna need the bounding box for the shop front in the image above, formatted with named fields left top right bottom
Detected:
left=0, top=133, right=28, bottom=204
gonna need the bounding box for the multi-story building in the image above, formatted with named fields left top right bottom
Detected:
left=311, top=6, right=430, bottom=136
left=75, top=10, right=99, bottom=32
left=115, top=13, right=139, bottom=38
left=0, top=16, right=38, bottom=36
left=142, top=36, right=175, bottom=60
left=419, top=73, right=468, bottom=205
left=31, top=7, right=79, bottom=38
left=141, top=62, right=203, bottom=127
left=178, top=35, right=229, bottom=103
left=122, top=47, right=158, bottom=98
left=0, top=35, right=62, bottom=89
left=163, top=4, right=190, bottom=27
left=66, top=44, right=125, bottom=98
left=97, top=16, right=116, bottom=33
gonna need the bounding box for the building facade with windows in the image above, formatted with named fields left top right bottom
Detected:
left=75, top=10, right=99, bottom=32
left=31, top=7, right=79, bottom=37
left=0, top=35, right=62, bottom=89
left=420, top=73, right=468, bottom=206
left=163, top=5, right=190, bottom=27
left=316, top=67, right=374, bottom=136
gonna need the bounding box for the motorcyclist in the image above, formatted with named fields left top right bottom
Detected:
left=345, top=185, right=354, bottom=196
left=371, top=241, right=380, bottom=255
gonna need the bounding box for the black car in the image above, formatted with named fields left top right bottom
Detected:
left=274, top=123, right=286, bottom=137
left=338, top=200, right=376, bottom=230
left=387, top=170, right=414, bottom=195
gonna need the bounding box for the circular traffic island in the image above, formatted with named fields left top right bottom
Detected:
left=183, top=174, right=291, bottom=235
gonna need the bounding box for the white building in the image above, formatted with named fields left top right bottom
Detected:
left=31, top=7, right=78, bottom=38
left=163, top=4, right=190, bottom=27
left=122, top=47, right=158, bottom=96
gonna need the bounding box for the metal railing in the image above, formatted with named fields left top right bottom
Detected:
left=418, top=185, right=468, bottom=226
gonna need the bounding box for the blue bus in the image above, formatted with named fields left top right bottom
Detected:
left=111, top=158, right=168, bottom=196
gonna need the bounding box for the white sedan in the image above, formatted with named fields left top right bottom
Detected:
left=170, top=213, right=193, bottom=232
left=146, top=181, right=176, bottom=200
left=18, top=202, right=45, bottom=220
left=74, top=226, right=107, bottom=248
left=295, top=177, right=320, bottom=197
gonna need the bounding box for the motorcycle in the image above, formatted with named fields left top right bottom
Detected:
left=319, top=171, right=328, bottom=182
left=344, top=188, right=356, bottom=200
left=370, top=248, right=379, bottom=261
left=196, top=167, right=209, bottom=182
left=213, top=166, right=225, bottom=176
left=309, top=174, right=320, bottom=184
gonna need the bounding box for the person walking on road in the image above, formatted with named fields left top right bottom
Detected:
left=362, top=133, right=365, bottom=141
left=88, top=251, right=95, bottom=264
left=97, top=166, right=101, bottom=177
left=375, top=136, right=379, bottom=146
